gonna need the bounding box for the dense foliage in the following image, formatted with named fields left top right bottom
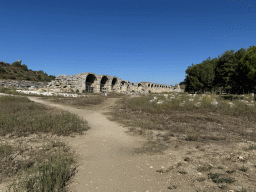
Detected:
left=0, top=61, right=56, bottom=82
left=182, top=46, right=256, bottom=94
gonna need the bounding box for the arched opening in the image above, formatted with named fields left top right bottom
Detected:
left=148, top=84, right=150, bottom=87
left=85, top=74, right=96, bottom=93
left=138, top=83, right=143, bottom=91
left=111, top=78, right=117, bottom=90
left=151, top=84, right=154, bottom=88
left=121, top=81, right=127, bottom=91
left=100, top=76, right=108, bottom=92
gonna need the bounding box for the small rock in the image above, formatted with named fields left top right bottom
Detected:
left=238, top=156, right=244, bottom=160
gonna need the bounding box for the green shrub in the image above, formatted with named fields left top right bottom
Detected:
left=37, top=75, right=41, bottom=80
left=21, top=64, right=28, bottom=71
left=0, top=67, right=6, bottom=74
left=12, top=61, right=21, bottom=68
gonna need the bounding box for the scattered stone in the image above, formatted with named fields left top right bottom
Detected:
left=211, top=101, right=218, bottom=107
left=238, top=156, right=244, bottom=160
left=0, top=80, right=45, bottom=89
left=156, top=100, right=164, bottom=105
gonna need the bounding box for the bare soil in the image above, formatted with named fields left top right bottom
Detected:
left=1, top=96, right=255, bottom=192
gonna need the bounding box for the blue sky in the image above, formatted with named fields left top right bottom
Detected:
left=0, top=0, right=255, bottom=85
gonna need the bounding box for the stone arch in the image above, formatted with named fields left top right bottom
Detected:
left=111, top=77, right=119, bottom=91
left=100, top=76, right=108, bottom=92
left=121, top=81, right=128, bottom=92
left=137, top=83, right=143, bottom=92
left=85, top=73, right=97, bottom=93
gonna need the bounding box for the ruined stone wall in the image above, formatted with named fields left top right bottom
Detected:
left=0, top=79, right=46, bottom=89
left=47, top=72, right=179, bottom=94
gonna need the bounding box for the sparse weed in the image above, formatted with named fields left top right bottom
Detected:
left=197, top=165, right=212, bottom=172
left=178, top=170, right=187, bottom=174
left=219, top=184, right=228, bottom=190
left=133, top=140, right=168, bottom=155
left=226, top=169, right=236, bottom=174
left=167, top=185, right=177, bottom=190
left=240, top=166, right=248, bottom=172
left=197, top=177, right=205, bottom=182
left=208, top=173, right=235, bottom=184
left=248, top=144, right=256, bottom=150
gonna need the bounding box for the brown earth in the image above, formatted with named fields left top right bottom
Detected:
left=1, top=96, right=256, bottom=192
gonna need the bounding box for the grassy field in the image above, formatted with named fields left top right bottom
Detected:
left=106, top=92, right=256, bottom=191
left=2, top=88, right=255, bottom=191
left=0, top=95, right=89, bottom=191
left=108, top=93, right=256, bottom=143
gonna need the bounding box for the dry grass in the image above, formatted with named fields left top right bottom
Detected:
left=0, top=95, right=89, bottom=191
left=0, top=96, right=89, bottom=137
left=107, top=92, right=256, bottom=191
left=108, top=93, right=256, bottom=143
left=44, top=95, right=106, bottom=106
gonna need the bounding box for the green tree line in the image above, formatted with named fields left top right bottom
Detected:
left=182, top=45, right=256, bottom=94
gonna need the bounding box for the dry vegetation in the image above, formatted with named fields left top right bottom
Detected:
left=0, top=95, right=89, bottom=191
left=107, top=92, right=256, bottom=191
left=2, top=88, right=255, bottom=191
left=40, top=92, right=127, bottom=107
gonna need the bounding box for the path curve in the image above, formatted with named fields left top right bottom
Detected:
left=28, top=97, right=170, bottom=192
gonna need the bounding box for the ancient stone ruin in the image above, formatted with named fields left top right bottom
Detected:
left=47, top=72, right=180, bottom=93
left=0, top=80, right=46, bottom=89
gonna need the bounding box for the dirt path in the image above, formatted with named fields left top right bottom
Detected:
left=27, top=97, right=171, bottom=192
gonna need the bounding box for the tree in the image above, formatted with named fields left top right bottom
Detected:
left=12, top=61, right=21, bottom=68
left=0, top=67, right=6, bottom=74
left=184, top=64, right=203, bottom=93
left=21, top=64, right=28, bottom=71
left=237, top=46, right=256, bottom=94
left=214, top=50, right=236, bottom=94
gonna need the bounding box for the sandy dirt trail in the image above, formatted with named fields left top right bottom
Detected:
left=28, top=97, right=170, bottom=192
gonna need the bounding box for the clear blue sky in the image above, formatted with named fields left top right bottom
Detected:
left=0, top=0, right=255, bottom=85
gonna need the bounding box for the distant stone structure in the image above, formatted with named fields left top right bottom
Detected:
left=47, top=72, right=180, bottom=93
left=0, top=80, right=46, bottom=89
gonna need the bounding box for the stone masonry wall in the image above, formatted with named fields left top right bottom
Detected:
left=47, top=72, right=183, bottom=94
left=0, top=80, right=46, bottom=89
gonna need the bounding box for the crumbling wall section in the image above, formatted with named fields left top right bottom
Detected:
left=47, top=72, right=177, bottom=93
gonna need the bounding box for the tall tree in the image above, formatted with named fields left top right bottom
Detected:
left=214, top=50, right=236, bottom=94
left=237, top=46, right=256, bottom=94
